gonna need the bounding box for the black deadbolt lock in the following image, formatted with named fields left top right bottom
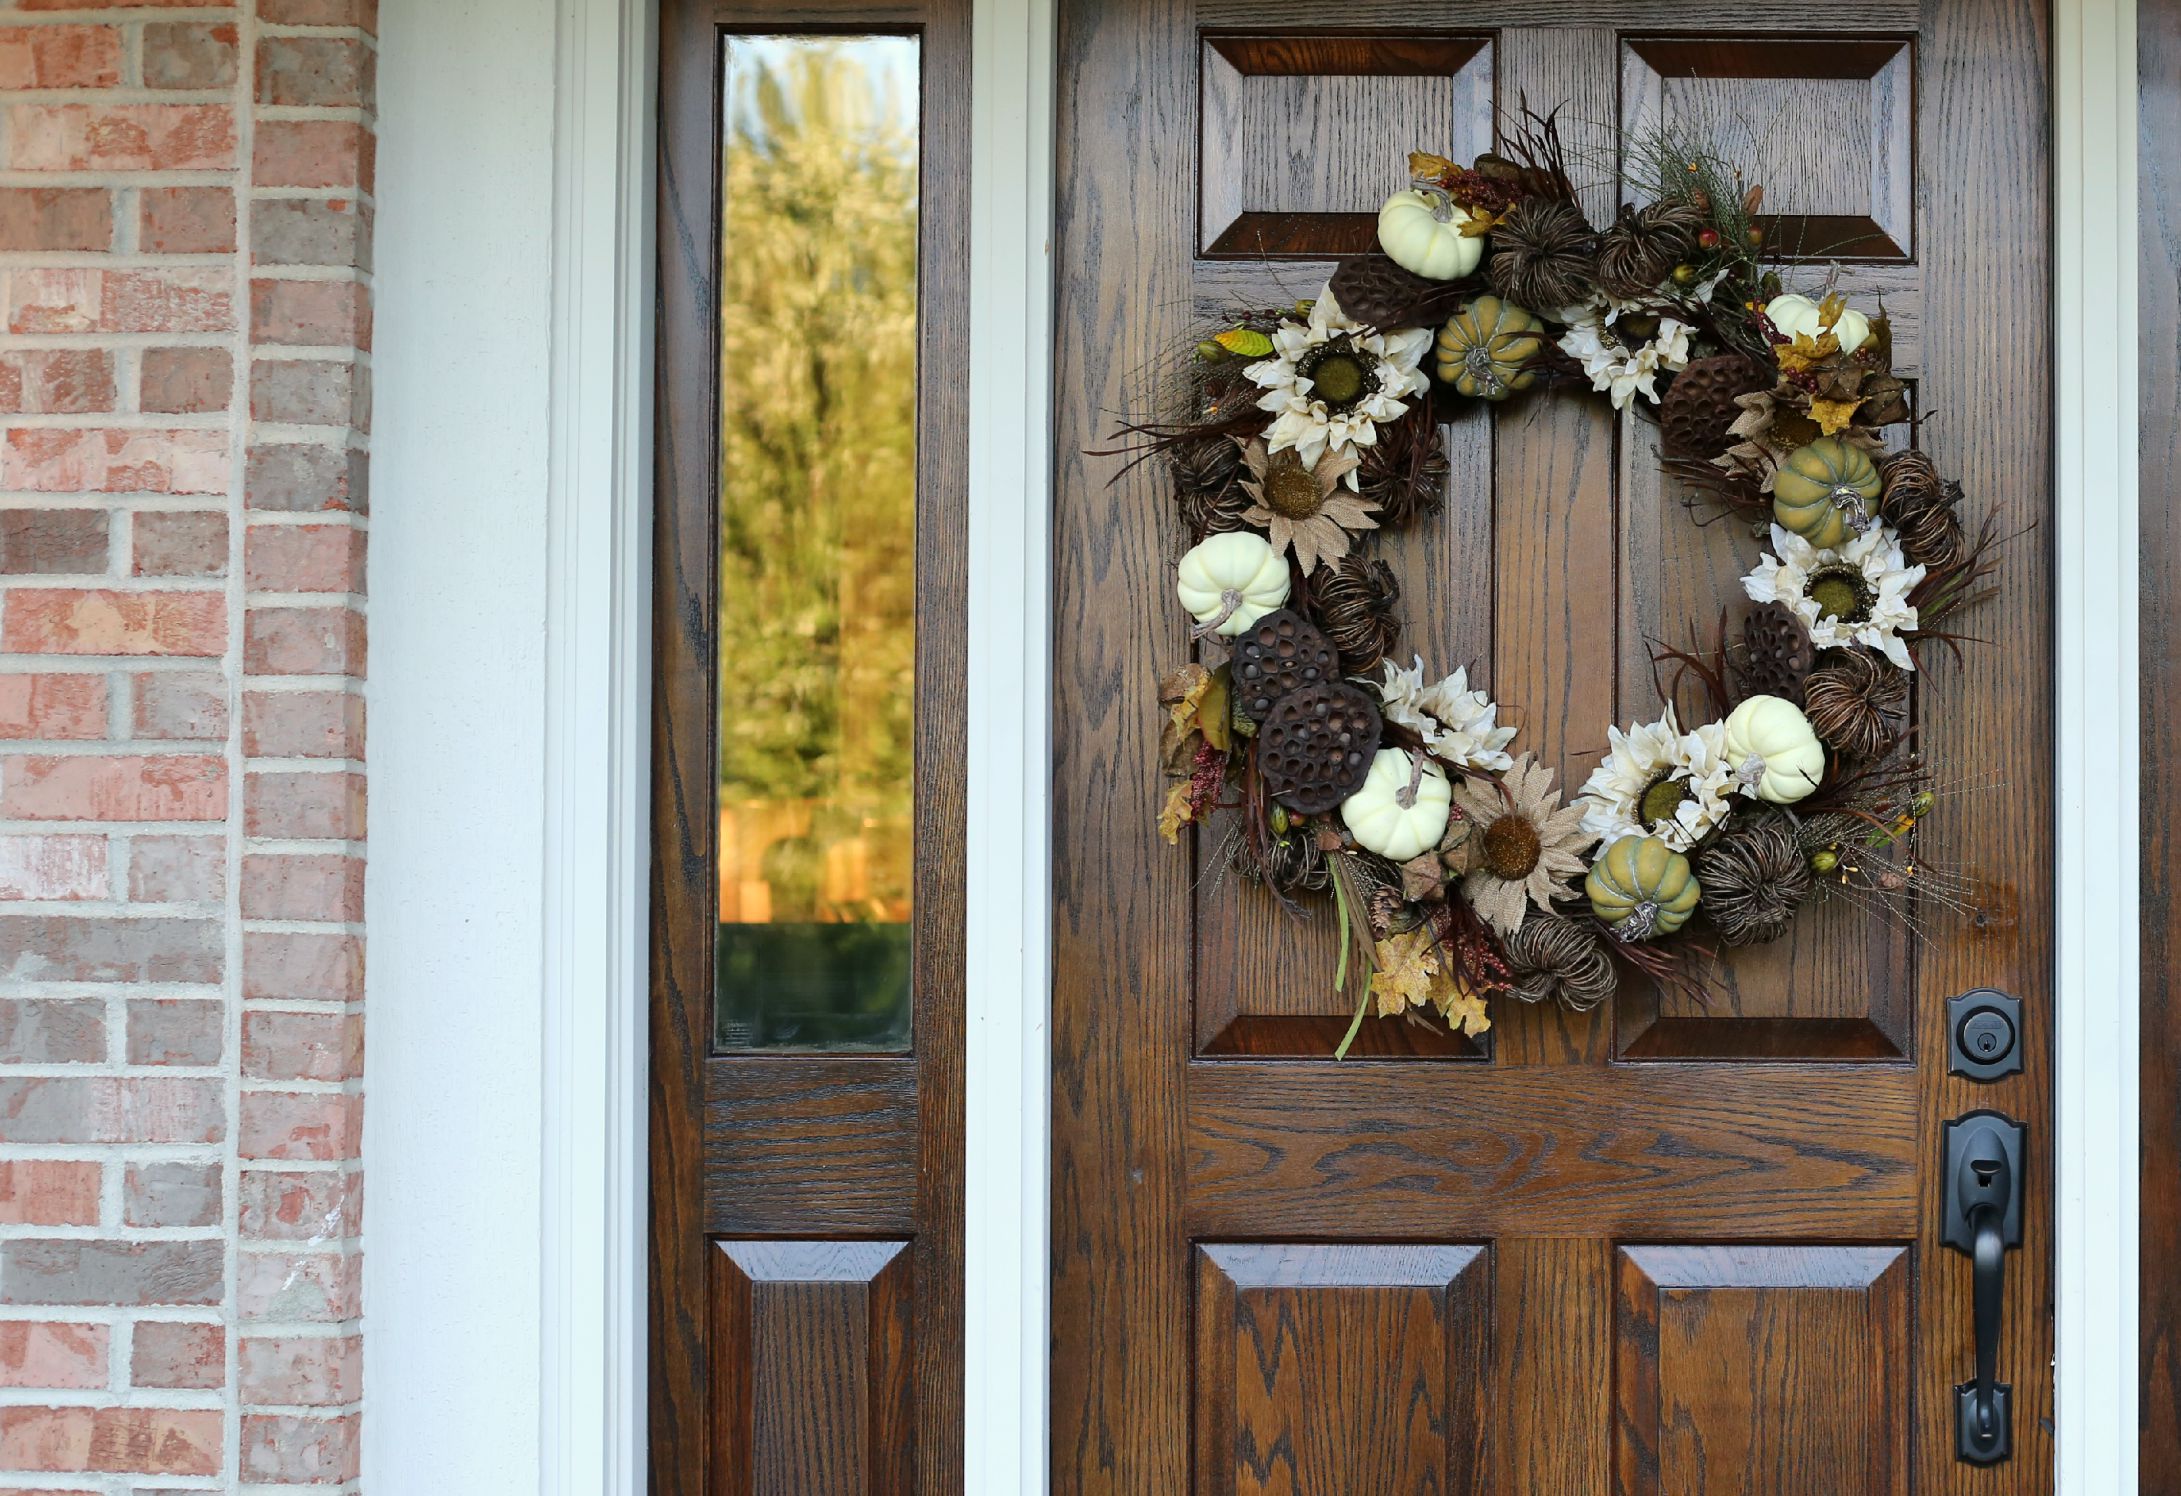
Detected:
left=1947, top=989, right=2023, bottom=1081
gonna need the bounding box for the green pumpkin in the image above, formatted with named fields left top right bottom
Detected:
left=1585, top=835, right=1701, bottom=942
left=1435, top=295, right=1545, bottom=401
left=1772, top=437, right=1882, bottom=549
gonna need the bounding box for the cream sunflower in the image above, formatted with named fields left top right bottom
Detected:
left=1246, top=287, right=1431, bottom=470
left=1236, top=441, right=1373, bottom=575
left=1376, top=657, right=1517, bottom=773
left=1452, top=755, right=1594, bottom=938
left=1555, top=296, right=1695, bottom=410
left=1741, top=522, right=1924, bottom=671
left=1574, top=705, right=1733, bottom=851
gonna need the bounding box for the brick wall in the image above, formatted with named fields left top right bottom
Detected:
left=0, top=1, right=372, bottom=1487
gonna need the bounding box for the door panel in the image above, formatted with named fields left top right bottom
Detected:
left=1052, top=0, right=2053, bottom=1490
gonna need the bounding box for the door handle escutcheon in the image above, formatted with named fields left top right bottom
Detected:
left=1943, top=1110, right=2025, bottom=1465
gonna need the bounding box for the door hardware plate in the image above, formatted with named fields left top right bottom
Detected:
left=1947, top=989, right=2025, bottom=1081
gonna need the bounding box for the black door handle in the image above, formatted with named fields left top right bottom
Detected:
left=1943, top=1111, right=2024, bottom=1465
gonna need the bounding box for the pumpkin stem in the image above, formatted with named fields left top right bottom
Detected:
left=1189, top=588, right=1244, bottom=640
left=1409, top=182, right=1458, bottom=223
left=1394, top=752, right=1427, bottom=809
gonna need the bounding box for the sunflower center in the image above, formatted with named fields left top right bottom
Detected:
left=1297, top=338, right=1379, bottom=412
left=1262, top=452, right=1327, bottom=520
left=1481, top=813, right=1542, bottom=881
left=1639, top=772, right=1689, bottom=828
left=1804, top=564, right=1874, bottom=623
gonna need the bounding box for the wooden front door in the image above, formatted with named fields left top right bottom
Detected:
left=1050, top=1, right=2054, bottom=1492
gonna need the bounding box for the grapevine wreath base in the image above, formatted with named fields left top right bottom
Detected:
left=1128, top=110, right=2007, bottom=1056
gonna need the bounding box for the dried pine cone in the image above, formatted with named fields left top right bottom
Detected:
left=1230, top=608, right=1338, bottom=721
left=1660, top=354, right=1767, bottom=461
left=1736, top=602, right=1817, bottom=702
left=1312, top=556, right=1402, bottom=677
left=1329, top=253, right=1469, bottom=332
left=1353, top=408, right=1449, bottom=528
left=1802, top=648, right=1909, bottom=760
left=1501, top=911, right=1618, bottom=1011
left=1877, top=449, right=1967, bottom=570
left=1695, top=815, right=1815, bottom=947
left=1486, top=197, right=1596, bottom=313
left=1256, top=682, right=1381, bottom=815
left=1594, top=200, right=1708, bottom=300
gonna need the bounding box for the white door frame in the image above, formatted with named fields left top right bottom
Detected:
left=367, top=0, right=2142, bottom=1488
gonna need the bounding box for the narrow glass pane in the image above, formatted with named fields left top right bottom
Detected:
left=714, top=34, right=919, bottom=1052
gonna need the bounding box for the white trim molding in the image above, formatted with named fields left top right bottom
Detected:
left=2052, top=0, right=2140, bottom=1486
left=963, top=0, right=1058, bottom=1492
left=540, top=0, right=658, bottom=1494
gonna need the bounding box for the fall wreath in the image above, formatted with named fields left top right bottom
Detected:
left=1127, top=110, right=2005, bottom=1055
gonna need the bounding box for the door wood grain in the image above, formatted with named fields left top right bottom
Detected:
left=1052, top=0, right=2054, bottom=1490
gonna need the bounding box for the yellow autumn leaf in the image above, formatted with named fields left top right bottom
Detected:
left=1158, top=781, right=1196, bottom=845
left=1160, top=662, right=1231, bottom=752
left=1818, top=292, right=1848, bottom=332
left=1213, top=328, right=1274, bottom=359
left=1807, top=395, right=1865, bottom=435
left=1407, top=151, right=1459, bottom=184
left=1774, top=331, right=1840, bottom=376
left=1439, top=983, right=1492, bottom=1037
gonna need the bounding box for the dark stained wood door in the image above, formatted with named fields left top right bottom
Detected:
left=1050, top=2, right=2055, bottom=1492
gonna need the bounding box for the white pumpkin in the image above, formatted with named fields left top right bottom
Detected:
left=1176, top=531, right=1289, bottom=637
left=1340, top=749, right=1451, bottom=861
left=1376, top=190, right=1484, bottom=283
left=1763, top=292, right=1872, bottom=356
left=1722, top=694, right=1827, bottom=805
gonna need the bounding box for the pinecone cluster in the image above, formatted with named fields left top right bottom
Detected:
left=1486, top=197, right=1595, bottom=312
left=1696, top=816, right=1814, bottom=947
left=1353, top=408, right=1448, bottom=527
left=1877, top=449, right=1966, bottom=571
left=1501, top=911, right=1618, bottom=1011
left=1169, top=433, right=1250, bottom=540
left=1312, top=557, right=1402, bottom=677
left=1595, top=200, right=1708, bottom=300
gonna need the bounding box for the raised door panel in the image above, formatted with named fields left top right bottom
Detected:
left=1193, top=1244, right=1489, bottom=1494
left=1613, top=1245, right=1911, bottom=1496
left=710, top=1240, right=914, bottom=1496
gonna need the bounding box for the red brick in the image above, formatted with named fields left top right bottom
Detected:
left=0, top=915, right=221, bottom=984
left=122, top=1159, right=219, bottom=1228
left=132, top=510, right=227, bottom=578
left=257, top=34, right=372, bottom=108
left=127, top=834, right=223, bottom=902
left=0, top=1076, right=224, bottom=1144
left=244, top=688, right=361, bottom=758
left=239, top=1089, right=358, bottom=1161
left=244, top=1009, right=361, bottom=1083
left=0, top=349, right=116, bottom=415
left=0, top=188, right=111, bottom=252
left=240, top=1333, right=360, bottom=1406
left=246, top=769, right=362, bottom=840
left=0, top=998, right=104, bottom=1062
left=9, top=268, right=232, bottom=336
left=0, top=26, right=122, bottom=90
left=247, top=522, right=361, bottom=593
left=1, top=1238, right=222, bottom=1306
left=2, top=430, right=226, bottom=496
left=138, top=347, right=231, bottom=416
left=244, top=605, right=362, bottom=676
left=259, top=0, right=379, bottom=25
left=0, top=510, right=106, bottom=575
left=244, top=930, right=361, bottom=1003
left=0, top=1161, right=99, bottom=1227
left=132, top=670, right=227, bottom=739
left=253, top=119, right=373, bottom=192
left=240, top=1165, right=359, bottom=1238
left=3, top=589, right=224, bottom=656
left=141, top=22, right=237, bottom=90
left=238, top=1248, right=359, bottom=1322
left=245, top=442, right=365, bottom=512
left=0, top=675, right=105, bottom=740
left=129, top=1320, right=221, bottom=1391
left=3, top=104, right=234, bottom=173
left=0, top=835, right=108, bottom=900
left=0, top=1406, right=221, bottom=1475
left=250, top=278, right=369, bottom=348
left=240, top=851, right=361, bottom=921
left=0, top=755, right=225, bottom=821
left=138, top=186, right=233, bottom=255
left=125, top=998, right=221, bottom=1065
left=0, top=1324, right=106, bottom=1390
